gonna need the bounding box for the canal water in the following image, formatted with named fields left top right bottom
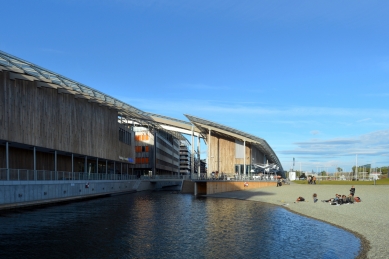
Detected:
left=0, top=191, right=360, bottom=259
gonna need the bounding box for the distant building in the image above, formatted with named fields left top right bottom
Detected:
left=179, top=141, right=191, bottom=175
left=200, top=159, right=207, bottom=175
left=132, top=126, right=180, bottom=176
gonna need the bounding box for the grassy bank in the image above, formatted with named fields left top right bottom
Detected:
left=293, top=178, right=389, bottom=185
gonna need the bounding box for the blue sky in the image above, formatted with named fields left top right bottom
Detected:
left=2, top=0, right=389, bottom=173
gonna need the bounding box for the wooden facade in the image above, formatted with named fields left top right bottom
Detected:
left=194, top=181, right=276, bottom=195
left=209, top=134, right=265, bottom=174
left=0, top=70, right=134, bottom=170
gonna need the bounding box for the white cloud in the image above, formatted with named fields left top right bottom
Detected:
left=179, top=83, right=232, bottom=91
left=357, top=118, right=371, bottom=123
left=39, top=48, right=65, bottom=54
left=310, top=130, right=320, bottom=135
left=281, top=129, right=389, bottom=158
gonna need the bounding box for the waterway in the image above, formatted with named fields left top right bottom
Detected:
left=0, top=191, right=360, bottom=259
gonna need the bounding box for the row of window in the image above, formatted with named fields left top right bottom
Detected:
left=135, top=135, right=149, bottom=141
left=157, top=159, right=179, bottom=168
left=156, top=137, right=177, bottom=152
left=157, top=147, right=179, bottom=163
left=135, top=146, right=149, bottom=152
left=119, top=128, right=131, bottom=145
left=158, top=131, right=174, bottom=145
left=136, top=157, right=149, bottom=164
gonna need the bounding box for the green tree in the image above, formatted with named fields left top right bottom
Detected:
left=351, top=166, right=363, bottom=174
left=380, top=166, right=388, bottom=174
left=337, top=167, right=343, bottom=172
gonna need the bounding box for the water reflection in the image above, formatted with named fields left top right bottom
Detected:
left=0, top=191, right=360, bottom=259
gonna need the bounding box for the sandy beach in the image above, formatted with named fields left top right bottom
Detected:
left=207, top=183, right=389, bottom=259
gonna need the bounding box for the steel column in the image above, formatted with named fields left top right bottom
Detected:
left=153, top=130, right=157, bottom=176
left=191, top=125, right=194, bottom=178
left=6, top=142, right=9, bottom=180
left=198, top=136, right=201, bottom=179
left=85, top=156, right=87, bottom=174
left=71, top=153, right=74, bottom=174
left=54, top=150, right=57, bottom=174
left=208, top=129, right=211, bottom=178
left=243, top=140, right=246, bottom=176
left=33, top=147, right=36, bottom=180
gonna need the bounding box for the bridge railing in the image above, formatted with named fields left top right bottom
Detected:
left=0, top=168, right=138, bottom=181
left=140, top=175, right=190, bottom=180
left=191, top=173, right=279, bottom=181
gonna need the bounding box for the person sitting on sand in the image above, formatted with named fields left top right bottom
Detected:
left=341, top=195, right=348, bottom=204
left=347, top=194, right=354, bottom=204
left=322, top=194, right=338, bottom=203
left=296, top=196, right=305, bottom=202
left=335, top=194, right=343, bottom=205
left=350, top=185, right=355, bottom=196
left=313, top=193, right=318, bottom=203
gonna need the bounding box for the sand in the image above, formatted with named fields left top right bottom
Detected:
left=207, top=183, right=389, bottom=259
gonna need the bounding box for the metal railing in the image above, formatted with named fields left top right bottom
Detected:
left=140, top=175, right=190, bottom=180
left=0, top=168, right=138, bottom=181
left=191, top=173, right=279, bottom=181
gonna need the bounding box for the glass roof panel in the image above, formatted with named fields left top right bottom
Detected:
left=0, top=55, right=10, bottom=66
left=185, top=114, right=282, bottom=170
left=144, top=113, right=194, bottom=125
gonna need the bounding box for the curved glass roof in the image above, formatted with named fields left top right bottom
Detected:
left=0, top=50, right=282, bottom=169
left=185, top=114, right=283, bottom=170
left=0, top=50, right=149, bottom=121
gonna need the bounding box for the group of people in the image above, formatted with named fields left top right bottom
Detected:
left=296, top=185, right=361, bottom=205
left=307, top=176, right=317, bottom=184
left=321, top=185, right=360, bottom=205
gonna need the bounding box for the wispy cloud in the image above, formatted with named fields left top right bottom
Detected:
left=281, top=130, right=389, bottom=158
left=39, top=48, right=66, bottom=54
left=357, top=118, right=371, bottom=123
left=179, top=83, right=232, bottom=91
left=294, top=139, right=360, bottom=146
left=310, top=130, right=320, bottom=135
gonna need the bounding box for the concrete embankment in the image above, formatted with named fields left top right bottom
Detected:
left=0, top=179, right=185, bottom=210
left=207, top=184, right=389, bottom=259
left=0, top=180, right=140, bottom=210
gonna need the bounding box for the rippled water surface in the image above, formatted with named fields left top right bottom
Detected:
left=0, top=192, right=360, bottom=259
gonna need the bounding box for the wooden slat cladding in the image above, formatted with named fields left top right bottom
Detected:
left=209, top=135, right=256, bottom=174
left=0, top=70, right=134, bottom=162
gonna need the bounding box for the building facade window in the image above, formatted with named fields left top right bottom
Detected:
left=119, top=128, right=131, bottom=145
